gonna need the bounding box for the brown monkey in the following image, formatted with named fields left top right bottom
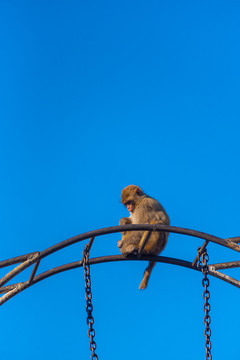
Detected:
left=118, top=185, right=170, bottom=289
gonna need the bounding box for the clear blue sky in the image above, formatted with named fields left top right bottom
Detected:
left=1, top=0, right=240, bottom=359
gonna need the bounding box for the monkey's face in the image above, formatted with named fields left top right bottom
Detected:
left=124, top=200, right=135, bottom=213
left=121, top=185, right=144, bottom=213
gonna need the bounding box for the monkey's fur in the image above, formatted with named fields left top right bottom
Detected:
left=118, top=185, right=170, bottom=289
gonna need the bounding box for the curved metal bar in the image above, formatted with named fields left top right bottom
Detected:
left=1, top=225, right=240, bottom=305
left=38, top=224, right=240, bottom=260
left=0, top=225, right=239, bottom=270
left=0, top=252, right=39, bottom=269
left=33, top=254, right=200, bottom=284
left=0, top=254, right=199, bottom=305
left=1, top=252, right=240, bottom=306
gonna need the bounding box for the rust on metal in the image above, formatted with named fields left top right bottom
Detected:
left=192, top=240, right=209, bottom=267
left=0, top=282, right=28, bottom=304
left=0, top=252, right=39, bottom=269
left=210, top=260, right=240, bottom=270
left=0, top=284, right=20, bottom=294
left=208, top=267, right=240, bottom=288
left=0, top=252, right=40, bottom=288
left=225, top=236, right=240, bottom=243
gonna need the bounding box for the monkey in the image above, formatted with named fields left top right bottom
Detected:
left=118, top=185, right=170, bottom=289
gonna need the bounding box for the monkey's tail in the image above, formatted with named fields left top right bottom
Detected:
left=139, top=261, right=156, bottom=290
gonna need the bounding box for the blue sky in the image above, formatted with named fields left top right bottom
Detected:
left=1, top=0, right=240, bottom=359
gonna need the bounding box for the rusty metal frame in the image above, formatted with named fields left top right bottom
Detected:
left=0, top=225, right=240, bottom=306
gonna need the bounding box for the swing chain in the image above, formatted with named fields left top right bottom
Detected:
left=82, top=243, right=98, bottom=360
left=197, top=246, right=212, bottom=360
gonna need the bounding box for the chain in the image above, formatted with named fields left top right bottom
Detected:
left=197, top=247, right=212, bottom=360
left=82, top=244, right=98, bottom=360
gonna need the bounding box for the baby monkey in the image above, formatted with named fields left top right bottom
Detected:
left=118, top=185, right=170, bottom=289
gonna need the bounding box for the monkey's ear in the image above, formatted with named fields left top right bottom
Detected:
left=135, top=186, right=143, bottom=195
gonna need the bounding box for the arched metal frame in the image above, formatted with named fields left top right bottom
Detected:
left=1, top=224, right=240, bottom=306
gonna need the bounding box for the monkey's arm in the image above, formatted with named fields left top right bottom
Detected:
left=118, top=217, right=132, bottom=249
left=119, top=217, right=132, bottom=235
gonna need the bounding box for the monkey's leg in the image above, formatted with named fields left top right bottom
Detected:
left=139, top=261, right=156, bottom=289
left=119, top=231, right=141, bottom=256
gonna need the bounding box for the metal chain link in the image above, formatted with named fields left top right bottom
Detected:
left=197, top=246, right=212, bottom=360
left=82, top=244, right=98, bottom=360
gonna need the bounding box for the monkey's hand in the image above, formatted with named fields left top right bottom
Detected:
left=119, top=217, right=132, bottom=226
left=117, top=240, right=123, bottom=248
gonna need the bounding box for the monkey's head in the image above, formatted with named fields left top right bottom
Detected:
left=121, top=185, right=144, bottom=213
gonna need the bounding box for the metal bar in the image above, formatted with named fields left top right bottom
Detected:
left=1, top=252, right=240, bottom=305
left=28, top=259, right=40, bottom=284
left=0, top=282, right=29, bottom=305
left=0, top=253, right=39, bottom=288
left=208, top=267, right=240, bottom=288
left=225, top=236, right=240, bottom=243
left=87, top=237, right=95, bottom=252
left=38, top=225, right=240, bottom=261
left=210, top=260, right=240, bottom=270
left=0, top=255, right=199, bottom=305
left=0, top=284, right=21, bottom=294
left=138, top=231, right=151, bottom=256
left=192, top=240, right=209, bottom=267
left=0, top=252, right=39, bottom=269
left=2, top=226, right=240, bottom=268
left=1, top=225, right=240, bottom=305
left=29, top=255, right=240, bottom=290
